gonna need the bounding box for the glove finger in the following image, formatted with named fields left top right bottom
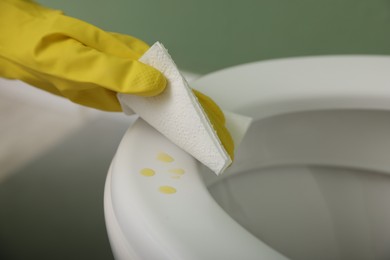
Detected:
left=32, top=35, right=166, bottom=96
left=49, top=14, right=146, bottom=60
left=192, top=89, right=225, bottom=123
left=193, top=89, right=234, bottom=160
left=108, top=32, right=150, bottom=57
left=1, top=1, right=145, bottom=61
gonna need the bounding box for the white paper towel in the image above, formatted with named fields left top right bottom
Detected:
left=118, top=42, right=249, bottom=175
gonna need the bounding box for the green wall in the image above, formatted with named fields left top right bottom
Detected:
left=36, top=0, right=390, bottom=74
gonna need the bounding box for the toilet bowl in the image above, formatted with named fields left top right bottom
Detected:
left=104, top=56, right=390, bottom=260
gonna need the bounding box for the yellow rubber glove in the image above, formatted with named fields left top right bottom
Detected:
left=0, top=0, right=167, bottom=111
left=0, top=0, right=234, bottom=161
left=193, top=89, right=235, bottom=161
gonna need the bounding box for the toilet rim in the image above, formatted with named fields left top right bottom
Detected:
left=192, top=55, right=390, bottom=192
left=106, top=117, right=287, bottom=260
left=105, top=55, right=390, bottom=260
left=191, top=55, right=390, bottom=120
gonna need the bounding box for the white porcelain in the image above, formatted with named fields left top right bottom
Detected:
left=105, top=56, right=390, bottom=260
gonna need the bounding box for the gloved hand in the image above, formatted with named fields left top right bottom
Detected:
left=193, top=89, right=235, bottom=161
left=0, top=0, right=167, bottom=111
left=0, top=0, right=234, bottom=161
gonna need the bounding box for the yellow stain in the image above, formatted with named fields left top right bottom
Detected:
left=157, top=152, right=174, bottom=163
left=169, top=168, right=185, bottom=175
left=159, top=186, right=177, bottom=194
left=140, top=168, right=155, bottom=177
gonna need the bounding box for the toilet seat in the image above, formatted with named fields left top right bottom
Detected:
left=104, top=117, right=287, bottom=260
left=193, top=55, right=390, bottom=120
left=105, top=56, right=390, bottom=260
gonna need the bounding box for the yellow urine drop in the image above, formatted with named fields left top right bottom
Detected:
left=157, top=152, right=174, bottom=163
left=169, top=168, right=185, bottom=175
left=159, top=186, right=177, bottom=194
left=140, top=168, right=155, bottom=177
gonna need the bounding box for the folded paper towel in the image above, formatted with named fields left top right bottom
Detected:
left=118, top=42, right=251, bottom=175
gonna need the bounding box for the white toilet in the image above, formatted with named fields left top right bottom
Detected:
left=104, top=56, right=390, bottom=260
